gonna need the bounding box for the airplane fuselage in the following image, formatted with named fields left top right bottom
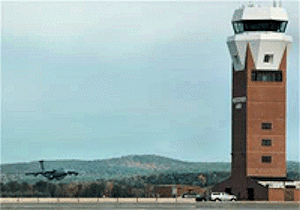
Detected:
left=25, top=161, right=78, bottom=180
left=42, top=168, right=68, bottom=180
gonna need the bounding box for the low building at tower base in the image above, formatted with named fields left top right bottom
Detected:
left=212, top=177, right=300, bottom=201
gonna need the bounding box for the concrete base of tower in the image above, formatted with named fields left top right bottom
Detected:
left=211, top=176, right=269, bottom=201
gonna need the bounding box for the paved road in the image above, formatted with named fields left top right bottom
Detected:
left=1, top=202, right=299, bottom=210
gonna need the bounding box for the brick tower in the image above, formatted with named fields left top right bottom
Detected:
left=212, top=2, right=293, bottom=200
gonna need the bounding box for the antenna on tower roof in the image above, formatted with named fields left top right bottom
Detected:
left=248, top=1, right=254, bottom=7
left=273, top=0, right=277, bottom=7
left=279, top=0, right=282, bottom=7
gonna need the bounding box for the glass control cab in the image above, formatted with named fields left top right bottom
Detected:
left=232, top=20, right=288, bottom=34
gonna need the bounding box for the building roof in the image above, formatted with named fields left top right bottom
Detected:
left=251, top=177, right=293, bottom=182
left=232, top=5, right=288, bottom=22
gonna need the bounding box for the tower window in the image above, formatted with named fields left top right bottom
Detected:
left=261, top=156, right=272, bottom=163
left=232, top=20, right=288, bottom=34
left=235, top=103, right=242, bottom=109
left=261, top=123, right=272, bottom=130
left=280, top=22, right=288, bottom=33
left=261, top=139, right=272, bottom=146
left=251, top=70, right=282, bottom=82
left=233, top=55, right=240, bottom=65
left=264, top=54, right=273, bottom=63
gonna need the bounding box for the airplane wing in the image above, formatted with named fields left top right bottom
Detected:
left=25, top=170, right=56, bottom=176
left=67, top=171, right=79, bottom=176
left=43, top=170, right=56, bottom=175
left=25, top=172, right=42, bottom=177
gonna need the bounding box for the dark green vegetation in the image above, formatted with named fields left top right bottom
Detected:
left=0, top=181, right=106, bottom=197
left=0, top=171, right=229, bottom=198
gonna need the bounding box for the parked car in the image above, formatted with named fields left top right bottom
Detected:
left=195, top=194, right=208, bottom=201
left=209, top=192, right=237, bottom=201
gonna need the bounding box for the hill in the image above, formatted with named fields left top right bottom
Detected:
left=0, top=155, right=299, bottom=183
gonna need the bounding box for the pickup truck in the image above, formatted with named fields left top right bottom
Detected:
left=209, top=192, right=237, bottom=201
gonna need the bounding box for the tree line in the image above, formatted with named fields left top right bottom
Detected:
left=0, top=180, right=150, bottom=198
left=0, top=171, right=229, bottom=197
left=1, top=171, right=299, bottom=198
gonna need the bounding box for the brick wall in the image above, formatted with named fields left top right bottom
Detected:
left=294, top=189, right=300, bottom=201
left=268, top=188, right=284, bottom=201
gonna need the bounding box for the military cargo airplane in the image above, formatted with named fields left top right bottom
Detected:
left=25, top=160, right=79, bottom=180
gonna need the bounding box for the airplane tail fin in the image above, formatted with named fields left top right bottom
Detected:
left=39, top=160, right=45, bottom=172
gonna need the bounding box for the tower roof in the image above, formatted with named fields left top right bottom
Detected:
left=232, top=5, right=288, bottom=22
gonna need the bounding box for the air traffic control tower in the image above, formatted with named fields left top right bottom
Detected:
left=212, top=2, right=298, bottom=200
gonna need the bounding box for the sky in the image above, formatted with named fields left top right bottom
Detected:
left=1, top=1, right=299, bottom=164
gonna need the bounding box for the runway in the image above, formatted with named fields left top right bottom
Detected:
left=1, top=202, right=299, bottom=210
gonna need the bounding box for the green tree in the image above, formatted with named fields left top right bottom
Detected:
left=112, top=183, right=128, bottom=197
left=6, top=181, right=20, bottom=192
left=56, top=183, right=69, bottom=197
left=48, top=183, right=57, bottom=197
left=20, top=182, right=29, bottom=192
left=33, top=181, right=48, bottom=193
left=80, top=182, right=105, bottom=197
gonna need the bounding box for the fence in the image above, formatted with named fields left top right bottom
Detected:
left=0, top=197, right=196, bottom=204
left=1, top=197, right=299, bottom=204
